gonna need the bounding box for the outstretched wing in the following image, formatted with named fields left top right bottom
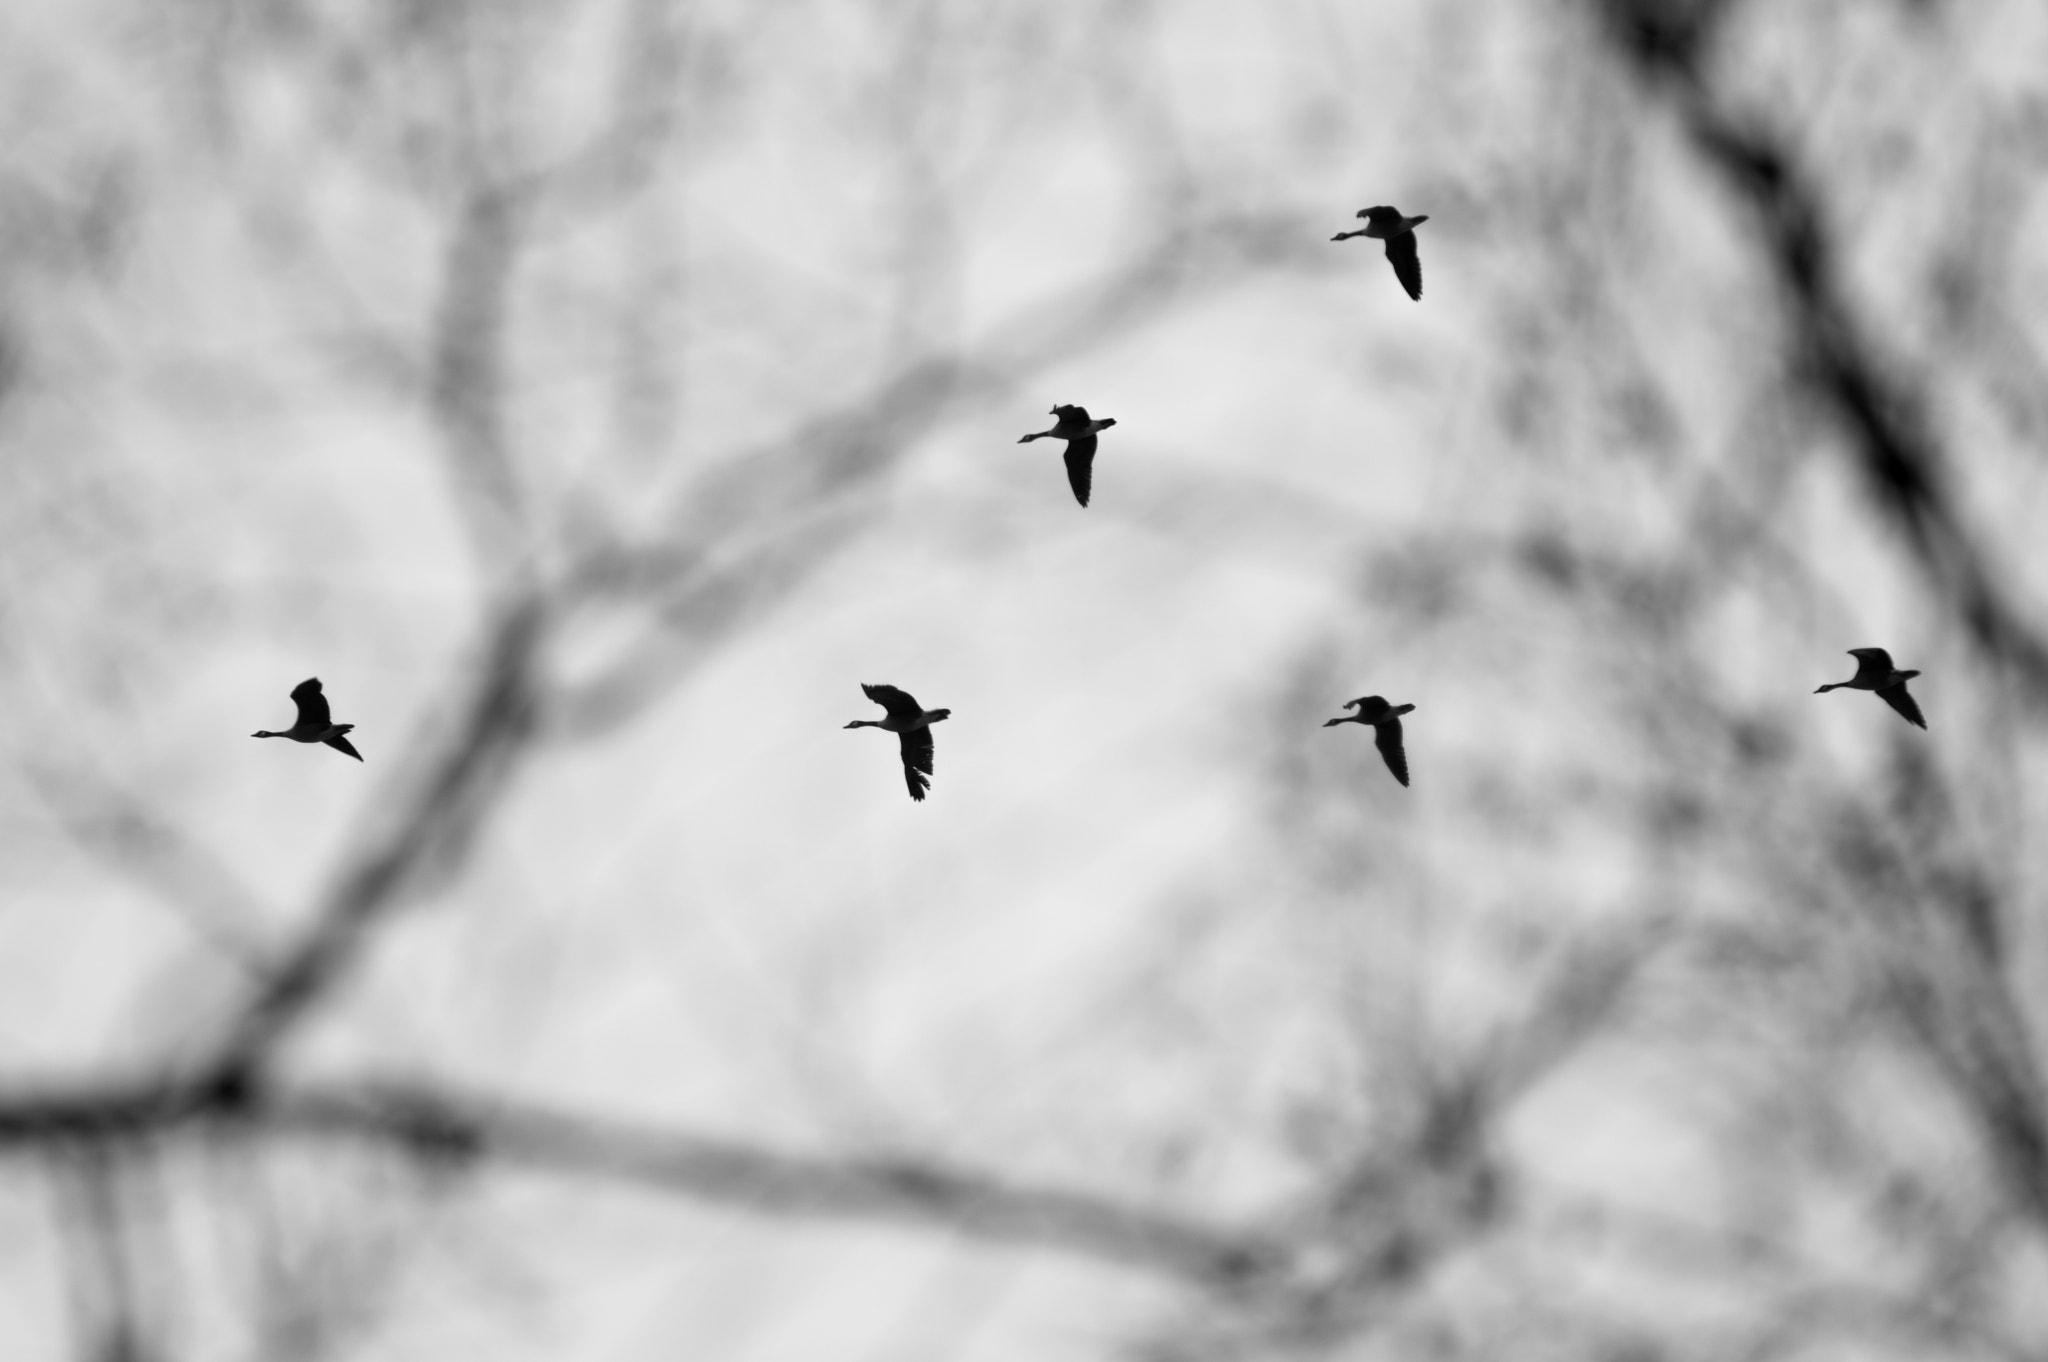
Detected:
left=898, top=726, right=935, bottom=801
left=1374, top=718, right=1410, bottom=787
left=290, top=678, right=332, bottom=730
left=1064, top=437, right=1095, bottom=508
left=1847, top=647, right=1894, bottom=685
left=1877, top=682, right=1927, bottom=730
left=324, top=732, right=365, bottom=762
left=862, top=683, right=923, bottom=720
left=1384, top=232, right=1423, bottom=300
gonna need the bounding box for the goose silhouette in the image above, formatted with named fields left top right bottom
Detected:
left=252, top=678, right=363, bottom=761
left=1332, top=205, right=1428, bottom=301
left=1323, top=694, right=1415, bottom=787
left=845, top=683, right=951, bottom=801
left=1815, top=648, right=1926, bottom=729
left=1018, top=404, right=1117, bottom=507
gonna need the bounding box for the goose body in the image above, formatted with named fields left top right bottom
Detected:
left=1332, top=205, right=1428, bottom=301
left=1814, top=647, right=1926, bottom=729
left=1017, top=404, right=1117, bottom=507
left=845, top=683, right=952, bottom=801
left=1323, top=694, right=1415, bottom=787
left=252, top=677, right=363, bottom=761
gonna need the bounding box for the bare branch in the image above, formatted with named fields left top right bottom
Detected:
left=1596, top=0, right=2048, bottom=707
left=26, top=762, right=276, bottom=973
left=0, top=1075, right=1277, bottom=1291
left=199, top=595, right=548, bottom=1086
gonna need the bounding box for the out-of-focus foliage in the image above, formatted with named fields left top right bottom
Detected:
left=1, top=0, right=2046, bottom=1360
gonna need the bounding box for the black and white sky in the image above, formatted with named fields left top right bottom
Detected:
left=3, top=1, right=2048, bottom=1359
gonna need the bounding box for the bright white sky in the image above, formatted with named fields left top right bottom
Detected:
left=2, top=0, right=2044, bottom=1358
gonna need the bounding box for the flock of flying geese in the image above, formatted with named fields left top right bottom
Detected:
left=252, top=206, right=1932, bottom=800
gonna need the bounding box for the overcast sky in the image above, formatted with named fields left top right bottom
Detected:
left=4, top=2, right=2048, bottom=1360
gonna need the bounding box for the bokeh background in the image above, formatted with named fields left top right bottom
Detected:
left=5, top=0, right=2048, bottom=1358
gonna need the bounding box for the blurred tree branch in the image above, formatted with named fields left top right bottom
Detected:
left=0, top=1074, right=1276, bottom=1289
left=3, top=4, right=1365, bottom=1353
left=1597, top=0, right=2048, bottom=708
left=26, top=762, right=276, bottom=974
left=1595, top=0, right=2048, bottom=1250
left=198, top=594, right=548, bottom=1090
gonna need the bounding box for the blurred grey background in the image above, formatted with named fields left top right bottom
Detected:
left=4, top=0, right=2048, bottom=1358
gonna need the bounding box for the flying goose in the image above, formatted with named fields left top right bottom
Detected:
left=1332, top=205, right=1428, bottom=301
left=1815, top=648, right=1926, bottom=729
left=1323, top=694, right=1415, bottom=787
left=1018, top=404, right=1117, bottom=508
left=252, top=677, right=363, bottom=761
left=845, top=683, right=952, bottom=801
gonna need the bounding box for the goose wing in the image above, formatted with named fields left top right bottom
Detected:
left=898, top=726, right=935, bottom=801
left=290, top=678, right=332, bottom=731
left=1064, top=437, right=1095, bottom=508
left=1384, top=231, right=1423, bottom=301
left=1847, top=648, right=1894, bottom=683
left=324, top=732, right=365, bottom=762
left=1374, top=717, right=1411, bottom=787
left=1876, top=682, right=1927, bottom=730
left=862, top=683, right=923, bottom=720
left=1344, top=695, right=1389, bottom=720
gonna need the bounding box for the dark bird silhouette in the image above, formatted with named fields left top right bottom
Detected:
left=252, top=677, right=363, bottom=761
left=1332, top=205, right=1429, bottom=301
left=1323, top=694, right=1415, bottom=787
left=845, top=683, right=952, bottom=801
left=1814, top=647, right=1926, bottom=729
left=1018, top=404, right=1117, bottom=507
